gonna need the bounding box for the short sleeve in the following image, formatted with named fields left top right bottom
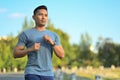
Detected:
left=54, top=33, right=61, bottom=45
left=17, top=32, right=27, bottom=46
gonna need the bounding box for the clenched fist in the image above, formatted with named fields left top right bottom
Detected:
left=30, top=42, right=40, bottom=51
left=43, top=35, right=54, bottom=45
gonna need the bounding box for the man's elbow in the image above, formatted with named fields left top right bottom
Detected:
left=13, top=52, right=17, bottom=58
left=13, top=50, right=18, bottom=58
left=60, top=55, right=64, bottom=59
left=59, top=52, right=64, bottom=59
left=13, top=55, right=18, bottom=58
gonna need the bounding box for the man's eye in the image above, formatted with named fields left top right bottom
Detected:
left=45, top=14, right=48, bottom=17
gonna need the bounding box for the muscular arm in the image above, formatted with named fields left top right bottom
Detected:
left=53, top=45, right=64, bottom=59
left=13, top=46, right=30, bottom=58
left=13, top=43, right=40, bottom=58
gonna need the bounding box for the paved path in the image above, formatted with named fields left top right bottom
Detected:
left=0, top=72, right=91, bottom=80
left=0, top=73, right=24, bottom=80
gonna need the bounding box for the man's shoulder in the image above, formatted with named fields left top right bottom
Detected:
left=19, top=28, right=34, bottom=37
left=46, top=30, right=57, bottom=35
left=22, top=28, right=34, bottom=34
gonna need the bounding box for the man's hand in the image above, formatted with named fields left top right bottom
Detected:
left=29, top=43, right=40, bottom=51
left=43, top=35, right=54, bottom=45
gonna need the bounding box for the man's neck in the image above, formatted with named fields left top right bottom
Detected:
left=35, top=26, right=46, bottom=31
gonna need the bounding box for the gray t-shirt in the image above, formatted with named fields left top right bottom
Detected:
left=17, top=28, right=61, bottom=76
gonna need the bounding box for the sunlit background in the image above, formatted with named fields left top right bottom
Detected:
left=0, top=0, right=120, bottom=44
left=0, top=0, right=120, bottom=80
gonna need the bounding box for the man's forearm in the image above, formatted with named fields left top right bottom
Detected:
left=53, top=46, right=64, bottom=59
left=13, top=48, right=32, bottom=58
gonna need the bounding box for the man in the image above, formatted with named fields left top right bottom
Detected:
left=13, top=5, right=64, bottom=80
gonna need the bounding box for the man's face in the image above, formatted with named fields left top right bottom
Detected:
left=33, top=9, right=48, bottom=27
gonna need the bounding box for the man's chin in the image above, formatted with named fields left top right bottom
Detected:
left=38, top=24, right=45, bottom=27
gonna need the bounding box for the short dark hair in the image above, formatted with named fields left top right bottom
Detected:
left=33, top=5, right=47, bottom=15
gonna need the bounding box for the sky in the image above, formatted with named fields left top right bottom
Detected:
left=0, top=0, right=120, bottom=45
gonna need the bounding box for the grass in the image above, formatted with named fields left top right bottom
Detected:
left=62, top=67, right=120, bottom=80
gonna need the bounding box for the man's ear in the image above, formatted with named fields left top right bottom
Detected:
left=32, top=15, right=35, bottom=20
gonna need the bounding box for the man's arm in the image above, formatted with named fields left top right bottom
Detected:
left=13, top=46, right=30, bottom=58
left=53, top=45, right=64, bottom=59
left=13, top=43, right=40, bottom=58
left=43, top=35, right=64, bottom=59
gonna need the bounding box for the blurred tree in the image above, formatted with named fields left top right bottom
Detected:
left=0, top=34, right=27, bottom=71
left=22, top=17, right=34, bottom=31
left=79, top=33, right=94, bottom=66
left=97, top=38, right=120, bottom=67
left=70, top=44, right=81, bottom=67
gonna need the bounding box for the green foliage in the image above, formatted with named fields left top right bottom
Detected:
left=77, top=33, right=98, bottom=66
left=0, top=35, right=27, bottom=71
left=22, top=17, right=34, bottom=31
left=97, top=38, right=120, bottom=67
left=0, top=18, right=120, bottom=72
